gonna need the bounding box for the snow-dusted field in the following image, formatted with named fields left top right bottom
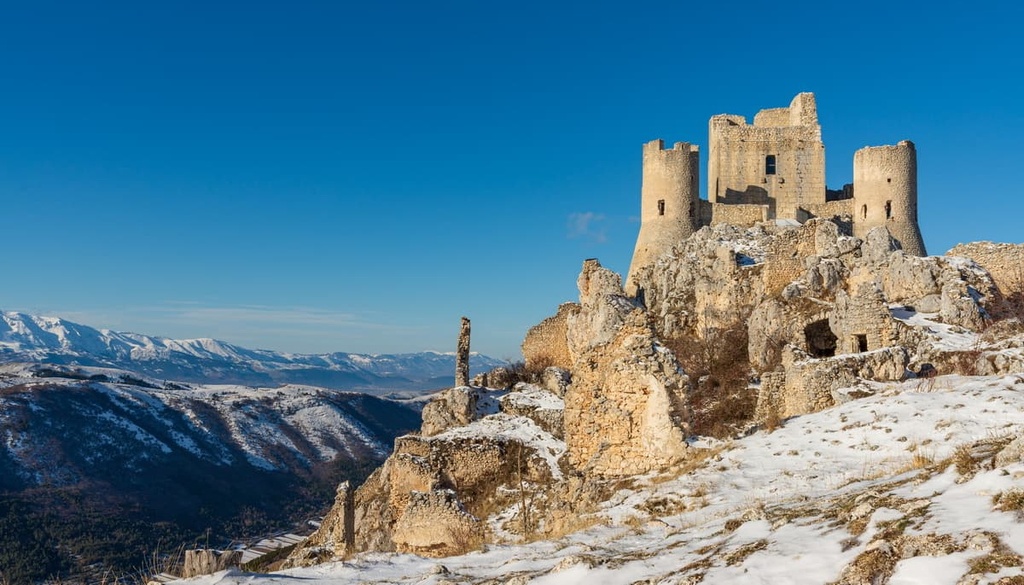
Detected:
left=173, top=373, right=1024, bottom=584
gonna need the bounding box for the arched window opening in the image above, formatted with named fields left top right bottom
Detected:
left=657, top=199, right=665, bottom=216
left=765, top=155, right=777, bottom=175
left=861, top=204, right=867, bottom=219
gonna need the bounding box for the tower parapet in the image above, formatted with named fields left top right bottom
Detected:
left=625, top=139, right=699, bottom=294
left=852, top=141, right=926, bottom=256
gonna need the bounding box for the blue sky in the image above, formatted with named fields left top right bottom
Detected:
left=1, top=1, right=1021, bottom=359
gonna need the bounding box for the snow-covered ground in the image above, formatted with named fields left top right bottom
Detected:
left=172, top=372, right=1024, bottom=584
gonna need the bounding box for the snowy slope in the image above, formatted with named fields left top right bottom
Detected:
left=171, top=372, right=1024, bottom=584
left=0, top=363, right=423, bottom=483
left=0, top=310, right=505, bottom=394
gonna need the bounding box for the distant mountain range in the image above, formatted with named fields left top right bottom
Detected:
left=0, top=361, right=425, bottom=581
left=0, top=310, right=506, bottom=395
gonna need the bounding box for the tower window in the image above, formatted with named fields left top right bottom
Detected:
left=855, top=334, right=869, bottom=353
left=765, top=155, right=777, bottom=175
left=657, top=199, right=665, bottom=216
left=885, top=201, right=892, bottom=219
left=861, top=204, right=867, bottom=219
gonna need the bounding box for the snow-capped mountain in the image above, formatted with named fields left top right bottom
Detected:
left=0, top=311, right=506, bottom=394
left=0, top=362, right=424, bottom=582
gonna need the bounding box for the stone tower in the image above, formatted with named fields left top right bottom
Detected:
left=707, top=92, right=826, bottom=220
left=852, top=141, right=926, bottom=256
left=625, top=139, right=699, bottom=294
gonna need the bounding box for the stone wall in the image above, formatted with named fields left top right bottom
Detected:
left=707, top=202, right=769, bottom=227
left=521, top=302, right=578, bottom=370
left=392, top=489, right=481, bottom=557
left=757, top=346, right=909, bottom=420
left=830, top=283, right=902, bottom=355
left=947, top=242, right=1024, bottom=320
left=708, top=93, right=826, bottom=220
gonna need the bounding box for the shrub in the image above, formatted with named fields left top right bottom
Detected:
left=663, top=317, right=755, bottom=438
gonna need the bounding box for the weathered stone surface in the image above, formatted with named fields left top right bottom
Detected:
left=564, top=259, right=690, bottom=477
left=948, top=242, right=1024, bottom=320
left=182, top=549, right=242, bottom=578
left=995, top=435, right=1024, bottom=467
left=287, top=389, right=564, bottom=565
left=499, top=383, right=564, bottom=439
left=392, top=489, right=481, bottom=557
left=756, top=346, right=908, bottom=419
left=455, top=317, right=471, bottom=387
left=540, top=366, right=571, bottom=397
left=522, top=303, right=578, bottom=370
left=420, top=386, right=480, bottom=437
left=296, top=481, right=354, bottom=560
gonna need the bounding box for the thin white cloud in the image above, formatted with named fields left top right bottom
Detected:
left=566, top=211, right=608, bottom=243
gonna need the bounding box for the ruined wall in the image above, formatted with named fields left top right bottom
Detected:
left=757, top=346, right=909, bottom=420
left=947, top=242, right=1024, bottom=320
left=521, top=302, right=578, bottom=370
left=708, top=93, right=826, bottom=221
left=707, top=202, right=769, bottom=227
left=852, top=141, right=926, bottom=256
left=626, top=139, right=700, bottom=293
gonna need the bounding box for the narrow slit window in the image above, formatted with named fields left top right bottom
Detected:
left=657, top=199, right=665, bottom=216
left=861, top=204, right=867, bottom=219
left=765, top=155, right=777, bottom=175
left=885, top=200, right=892, bottom=219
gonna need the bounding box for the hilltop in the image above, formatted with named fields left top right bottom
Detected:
left=167, top=220, right=1024, bottom=584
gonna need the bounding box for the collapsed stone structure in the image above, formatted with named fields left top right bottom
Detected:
left=628, top=93, right=926, bottom=291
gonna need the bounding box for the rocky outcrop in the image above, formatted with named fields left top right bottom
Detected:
left=286, top=217, right=1023, bottom=570
left=420, top=386, right=483, bottom=437
left=286, top=385, right=566, bottom=566
left=563, top=260, right=691, bottom=476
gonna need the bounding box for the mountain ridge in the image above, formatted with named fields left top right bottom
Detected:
left=0, top=310, right=505, bottom=395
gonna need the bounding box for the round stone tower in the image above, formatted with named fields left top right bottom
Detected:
left=852, top=141, right=926, bottom=256
left=625, top=139, right=700, bottom=295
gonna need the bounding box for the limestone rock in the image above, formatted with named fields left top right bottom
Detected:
left=499, top=383, right=565, bottom=439
left=182, top=549, right=242, bottom=578
left=392, top=489, right=481, bottom=557
left=420, top=386, right=481, bottom=437
left=995, top=435, right=1024, bottom=467
left=563, top=259, right=691, bottom=477
left=540, top=366, right=571, bottom=397
left=948, top=242, right=1024, bottom=320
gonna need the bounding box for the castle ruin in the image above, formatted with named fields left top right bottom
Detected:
left=627, top=93, right=926, bottom=291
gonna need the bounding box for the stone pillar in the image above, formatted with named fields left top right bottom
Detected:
left=455, top=317, right=471, bottom=387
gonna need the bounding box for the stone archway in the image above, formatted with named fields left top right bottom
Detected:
left=804, top=319, right=837, bottom=358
